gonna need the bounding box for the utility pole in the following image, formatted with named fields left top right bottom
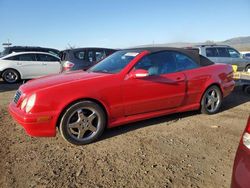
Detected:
left=2, top=39, right=12, bottom=47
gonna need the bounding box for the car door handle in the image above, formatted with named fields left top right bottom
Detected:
left=42, top=63, right=47, bottom=65
left=176, top=77, right=185, bottom=82
left=17, top=62, right=22, bottom=65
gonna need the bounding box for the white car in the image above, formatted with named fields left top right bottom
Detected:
left=0, top=52, right=62, bottom=83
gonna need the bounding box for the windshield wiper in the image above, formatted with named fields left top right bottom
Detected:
left=89, top=70, right=113, bottom=74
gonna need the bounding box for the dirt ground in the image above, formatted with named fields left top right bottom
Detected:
left=0, top=79, right=249, bottom=188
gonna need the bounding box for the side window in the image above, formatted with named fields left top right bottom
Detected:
left=37, top=54, right=59, bottom=62
left=17, top=54, right=36, bottom=61
left=5, top=55, right=19, bottom=60
left=206, top=48, right=218, bottom=57
left=175, top=53, right=199, bottom=71
left=134, top=51, right=177, bottom=75
left=88, top=51, right=94, bottom=63
left=217, top=48, right=230, bottom=57
left=95, top=50, right=106, bottom=62
left=47, top=50, right=59, bottom=57
left=74, top=51, right=85, bottom=60
left=88, top=50, right=106, bottom=63
left=105, top=49, right=115, bottom=56
left=228, top=48, right=240, bottom=58
left=10, top=49, right=23, bottom=53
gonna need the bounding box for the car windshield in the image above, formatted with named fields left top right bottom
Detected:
left=89, top=50, right=140, bottom=74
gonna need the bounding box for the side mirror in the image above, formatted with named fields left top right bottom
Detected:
left=130, top=69, right=149, bottom=78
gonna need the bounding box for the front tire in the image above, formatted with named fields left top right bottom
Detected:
left=2, top=69, right=20, bottom=83
left=201, top=85, right=222, bottom=114
left=59, top=101, right=106, bottom=145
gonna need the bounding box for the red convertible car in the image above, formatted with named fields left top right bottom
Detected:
left=9, top=47, right=235, bottom=145
left=232, top=116, right=250, bottom=188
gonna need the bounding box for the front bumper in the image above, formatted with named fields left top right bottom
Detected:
left=8, top=102, right=58, bottom=137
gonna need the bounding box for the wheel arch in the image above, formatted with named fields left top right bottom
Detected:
left=1, top=68, right=22, bottom=79
left=245, top=64, right=250, bottom=71
left=55, top=97, right=109, bottom=129
left=200, top=83, right=223, bottom=104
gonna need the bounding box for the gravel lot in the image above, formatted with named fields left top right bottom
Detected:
left=0, top=79, right=249, bottom=188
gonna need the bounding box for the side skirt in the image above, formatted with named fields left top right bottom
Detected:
left=108, top=103, right=200, bottom=128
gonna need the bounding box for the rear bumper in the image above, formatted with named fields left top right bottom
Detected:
left=8, top=102, right=58, bottom=137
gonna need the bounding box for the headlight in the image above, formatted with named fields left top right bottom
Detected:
left=25, top=94, right=36, bottom=113
left=21, top=98, right=28, bottom=110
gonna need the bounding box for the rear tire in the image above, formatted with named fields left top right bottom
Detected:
left=243, top=85, right=250, bottom=95
left=245, top=65, right=250, bottom=72
left=2, top=69, right=20, bottom=84
left=59, top=101, right=106, bottom=145
left=201, top=85, right=222, bottom=114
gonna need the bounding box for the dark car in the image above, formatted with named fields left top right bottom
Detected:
left=0, top=46, right=60, bottom=57
left=60, top=47, right=117, bottom=71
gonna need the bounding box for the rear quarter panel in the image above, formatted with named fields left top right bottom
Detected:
left=183, top=64, right=234, bottom=105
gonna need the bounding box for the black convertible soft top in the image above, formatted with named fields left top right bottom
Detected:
left=125, top=47, right=214, bottom=66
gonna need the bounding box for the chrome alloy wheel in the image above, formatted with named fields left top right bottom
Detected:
left=67, top=107, right=101, bottom=141
left=3, top=70, right=19, bottom=83
left=205, top=88, right=221, bottom=113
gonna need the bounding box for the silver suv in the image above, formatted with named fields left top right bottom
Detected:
left=194, top=45, right=250, bottom=72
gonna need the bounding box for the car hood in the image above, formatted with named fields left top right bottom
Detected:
left=20, top=71, right=110, bottom=93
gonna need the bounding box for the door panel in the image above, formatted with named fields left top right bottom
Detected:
left=36, top=54, right=61, bottom=76
left=123, top=72, right=186, bottom=116
left=15, top=54, right=45, bottom=78
left=43, top=61, right=61, bottom=75
left=217, top=57, right=231, bottom=64
left=18, top=61, right=45, bottom=78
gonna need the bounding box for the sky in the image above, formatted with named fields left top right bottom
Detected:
left=0, top=0, right=249, bottom=51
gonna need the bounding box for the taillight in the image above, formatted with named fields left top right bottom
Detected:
left=243, top=117, right=250, bottom=149
left=63, top=61, right=74, bottom=71
left=243, top=133, right=250, bottom=149
left=227, top=71, right=234, bottom=81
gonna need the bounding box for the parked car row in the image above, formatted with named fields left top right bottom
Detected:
left=1, top=45, right=250, bottom=83
left=0, top=46, right=117, bottom=83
